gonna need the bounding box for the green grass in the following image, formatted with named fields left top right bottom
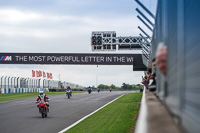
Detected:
left=66, top=92, right=142, bottom=133
left=0, top=91, right=86, bottom=102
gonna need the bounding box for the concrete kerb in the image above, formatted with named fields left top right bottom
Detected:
left=135, top=88, right=147, bottom=133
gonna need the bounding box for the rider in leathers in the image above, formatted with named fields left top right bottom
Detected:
left=66, top=86, right=72, bottom=96
left=36, top=91, right=49, bottom=112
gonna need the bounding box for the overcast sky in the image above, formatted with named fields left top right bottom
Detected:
left=0, top=0, right=157, bottom=87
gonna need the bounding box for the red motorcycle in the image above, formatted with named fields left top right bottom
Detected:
left=36, top=99, right=49, bottom=118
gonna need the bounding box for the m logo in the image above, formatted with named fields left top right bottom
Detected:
left=0, top=56, right=12, bottom=61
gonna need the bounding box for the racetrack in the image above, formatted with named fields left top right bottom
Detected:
left=0, top=91, right=132, bottom=133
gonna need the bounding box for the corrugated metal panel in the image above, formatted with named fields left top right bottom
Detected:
left=182, top=0, right=200, bottom=132
left=148, top=0, right=200, bottom=132
left=165, top=0, right=180, bottom=115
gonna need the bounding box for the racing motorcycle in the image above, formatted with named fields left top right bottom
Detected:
left=88, top=89, right=92, bottom=94
left=66, top=90, right=71, bottom=99
left=36, top=99, right=49, bottom=118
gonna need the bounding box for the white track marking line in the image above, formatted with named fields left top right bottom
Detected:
left=58, top=94, right=124, bottom=133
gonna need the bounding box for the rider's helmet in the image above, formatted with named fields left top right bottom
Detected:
left=39, top=91, right=44, bottom=96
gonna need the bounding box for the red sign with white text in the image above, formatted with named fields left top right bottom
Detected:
left=32, top=70, right=53, bottom=79
left=32, top=70, right=35, bottom=77
left=43, top=71, right=46, bottom=78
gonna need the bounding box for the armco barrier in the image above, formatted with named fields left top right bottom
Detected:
left=0, top=88, right=47, bottom=94
left=1, top=88, right=4, bottom=94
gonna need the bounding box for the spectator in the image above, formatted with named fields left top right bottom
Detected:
left=150, top=57, right=156, bottom=79
left=150, top=57, right=157, bottom=81
left=142, top=76, right=148, bottom=90
left=146, top=66, right=152, bottom=87
left=147, top=66, right=152, bottom=79
left=148, top=57, right=157, bottom=92
left=142, top=63, right=157, bottom=91
left=152, top=57, right=156, bottom=71
left=156, top=42, right=167, bottom=76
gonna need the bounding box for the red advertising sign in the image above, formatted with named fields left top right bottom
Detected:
left=47, top=73, right=50, bottom=78
left=50, top=73, right=53, bottom=79
left=32, top=70, right=53, bottom=79
left=32, top=70, right=35, bottom=77
left=43, top=71, right=46, bottom=78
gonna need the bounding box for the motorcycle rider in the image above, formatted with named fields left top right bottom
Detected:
left=88, top=86, right=92, bottom=94
left=66, top=86, right=72, bottom=96
left=36, top=91, right=49, bottom=112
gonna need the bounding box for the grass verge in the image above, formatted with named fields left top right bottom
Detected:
left=66, top=92, right=142, bottom=133
left=0, top=91, right=86, bottom=102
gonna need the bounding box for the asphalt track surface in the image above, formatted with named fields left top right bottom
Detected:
left=0, top=91, right=132, bottom=133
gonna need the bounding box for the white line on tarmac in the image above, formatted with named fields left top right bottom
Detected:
left=58, top=94, right=124, bottom=133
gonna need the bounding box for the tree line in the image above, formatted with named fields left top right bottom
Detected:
left=97, top=83, right=143, bottom=90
